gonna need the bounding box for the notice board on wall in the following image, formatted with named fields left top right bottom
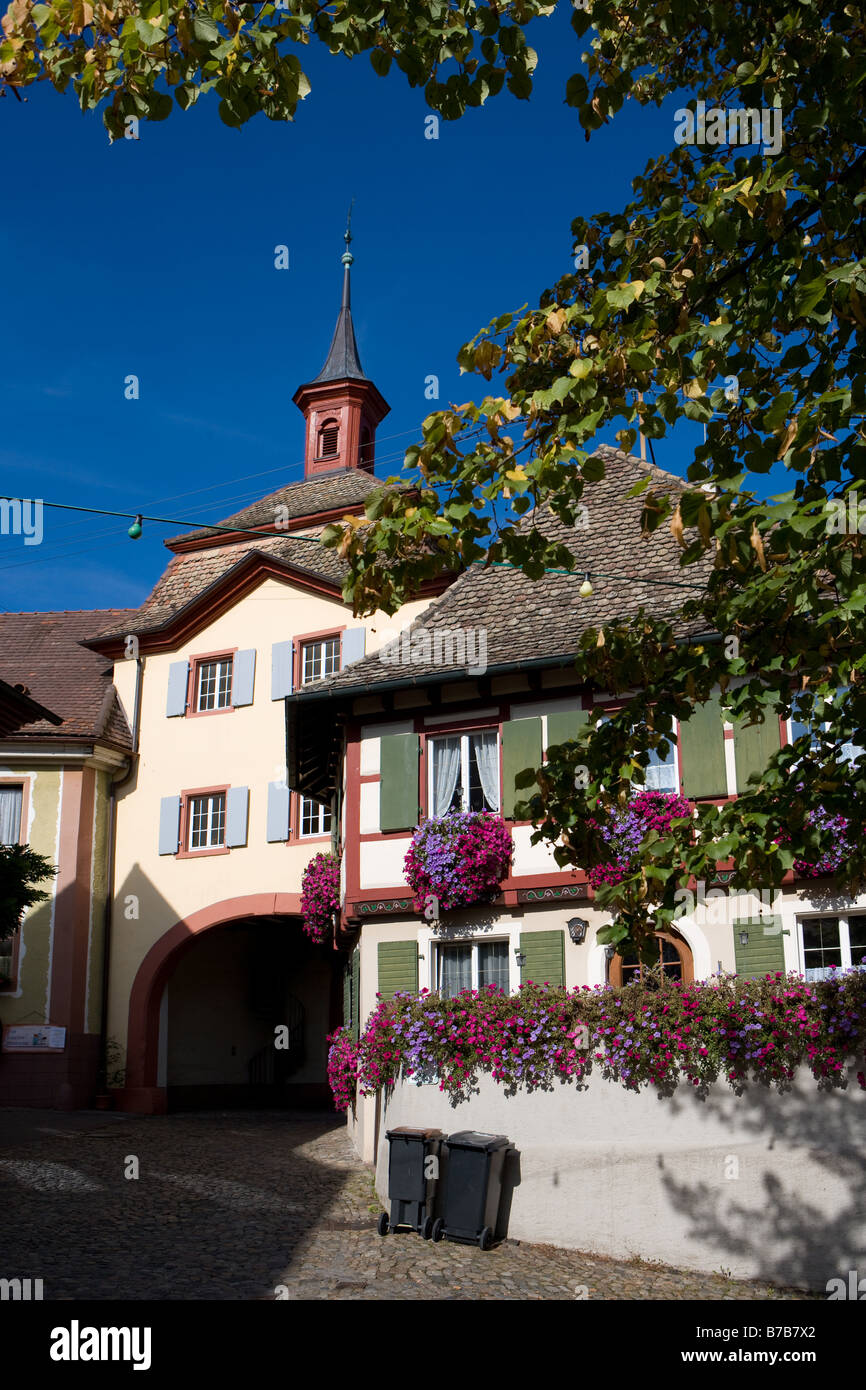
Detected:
left=2, top=1025, right=67, bottom=1052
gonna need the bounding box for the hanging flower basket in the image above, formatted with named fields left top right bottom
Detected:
left=776, top=807, right=850, bottom=878
left=300, top=851, right=340, bottom=943
left=587, top=790, right=693, bottom=890
left=404, top=810, right=512, bottom=915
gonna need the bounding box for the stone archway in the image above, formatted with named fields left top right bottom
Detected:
left=120, top=893, right=303, bottom=1113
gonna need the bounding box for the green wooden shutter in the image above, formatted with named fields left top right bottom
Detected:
left=343, top=960, right=351, bottom=1029
left=679, top=694, right=728, bottom=798
left=351, top=947, right=361, bottom=1040
left=547, top=708, right=589, bottom=748
left=733, top=715, right=780, bottom=792
left=501, top=717, right=543, bottom=818
left=377, top=941, right=418, bottom=1001
left=380, top=733, right=420, bottom=831
left=733, top=917, right=786, bottom=979
left=519, top=930, right=565, bottom=987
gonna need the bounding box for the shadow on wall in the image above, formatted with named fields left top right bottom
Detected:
left=658, top=1070, right=866, bottom=1292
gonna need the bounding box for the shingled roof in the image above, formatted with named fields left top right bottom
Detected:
left=0, top=610, right=135, bottom=749
left=292, top=446, right=711, bottom=700
left=86, top=534, right=351, bottom=643
left=167, top=467, right=383, bottom=545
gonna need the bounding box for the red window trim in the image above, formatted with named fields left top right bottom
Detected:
left=294, top=627, right=346, bottom=689
left=0, top=776, right=30, bottom=991
left=177, top=784, right=231, bottom=858
left=186, top=647, right=238, bottom=719
left=288, top=788, right=334, bottom=845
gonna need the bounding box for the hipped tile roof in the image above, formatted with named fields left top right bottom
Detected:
left=294, top=446, right=711, bottom=698
left=167, top=468, right=382, bottom=545
left=0, top=610, right=136, bottom=747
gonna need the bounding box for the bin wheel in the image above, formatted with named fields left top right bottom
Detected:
left=376, top=1212, right=389, bottom=1237
left=431, top=1218, right=445, bottom=1243
left=422, top=1217, right=434, bottom=1240
left=479, top=1226, right=494, bottom=1251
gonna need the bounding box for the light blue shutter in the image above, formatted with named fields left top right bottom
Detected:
left=225, top=786, right=249, bottom=847
left=165, top=662, right=189, bottom=717
left=266, top=781, right=290, bottom=841
left=158, top=795, right=180, bottom=854
left=271, top=642, right=294, bottom=700
left=232, top=650, right=256, bottom=707
left=341, top=627, right=366, bottom=668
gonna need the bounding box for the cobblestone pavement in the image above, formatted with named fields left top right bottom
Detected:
left=0, top=1109, right=818, bottom=1301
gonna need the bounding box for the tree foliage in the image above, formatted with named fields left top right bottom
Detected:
left=0, top=0, right=547, bottom=138
left=0, top=843, right=57, bottom=943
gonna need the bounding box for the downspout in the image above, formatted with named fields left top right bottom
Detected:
left=97, top=656, right=142, bottom=1096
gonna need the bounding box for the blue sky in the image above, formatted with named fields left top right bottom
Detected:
left=0, top=6, right=741, bottom=613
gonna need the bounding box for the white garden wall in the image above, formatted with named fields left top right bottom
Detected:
left=371, top=1064, right=866, bottom=1288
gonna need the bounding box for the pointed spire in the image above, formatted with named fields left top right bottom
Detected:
left=312, top=208, right=369, bottom=384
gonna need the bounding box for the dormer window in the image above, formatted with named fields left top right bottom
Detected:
left=318, top=418, right=339, bottom=459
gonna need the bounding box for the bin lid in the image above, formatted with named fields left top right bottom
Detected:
left=445, top=1130, right=510, bottom=1152
left=385, top=1127, right=444, bottom=1141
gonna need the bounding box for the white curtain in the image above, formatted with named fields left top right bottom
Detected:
left=473, top=732, right=500, bottom=811
left=440, top=945, right=472, bottom=998
left=0, top=786, right=22, bottom=845
left=645, top=747, right=677, bottom=792
left=432, top=737, right=461, bottom=816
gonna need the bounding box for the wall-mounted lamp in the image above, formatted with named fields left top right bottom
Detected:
left=514, top=947, right=527, bottom=969
left=567, top=917, right=589, bottom=945
left=603, top=945, right=616, bottom=962
left=739, top=930, right=750, bottom=947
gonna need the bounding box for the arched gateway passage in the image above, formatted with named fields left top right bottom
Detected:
left=121, top=894, right=342, bottom=1114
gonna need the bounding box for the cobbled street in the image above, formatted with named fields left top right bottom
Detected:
left=1, top=1109, right=818, bottom=1301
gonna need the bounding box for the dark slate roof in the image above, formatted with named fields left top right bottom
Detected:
left=309, top=261, right=368, bottom=385
left=88, top=535, right=350, bottom=642
left=167, top=467, right=383, bottom=545
left=0, top=610, right=135, bottom=747
left=292, top=446, right=712, bottom=699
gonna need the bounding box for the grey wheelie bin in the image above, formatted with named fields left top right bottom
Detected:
left=378, top=1126, right=444, bottom=1238
left=431, top=1131, right=510, bottom=1250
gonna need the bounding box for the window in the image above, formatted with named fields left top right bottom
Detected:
left=0, top=785, right=21, bottom=986
left=318, top=418, right=339, bottom=459
left=609, top=930, right=694, bottom=986
left=300, top=796, right=332, bottom=838
left=437, top=939, right=511, bottom=998
left=188, top=793, right=226, bottom=850
left=0, top=785, right=23, bottom=845
left=195, top=657, right=232, bottom=712
left=798, top=913, right=866, bottom=981
left=428, top=731, right=499, bottom=816
left=789, top=689, right=864, bottom=766
left=643, top=729, right=679, bottom=792
left=301, top=637, right=341, bottom=685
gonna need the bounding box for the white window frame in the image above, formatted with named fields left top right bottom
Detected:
left=188, top=793, right=226, bottom=850
left=195, top=656, right=233, bottom=712
left=299, top=796, right=332, bottom=838
left=426, top=729, right=500, bottom=816
left=0, top=784, right=23, bottom=846
left=788, top=689, right=864, bottom=765
left=795, top=911, right=866, bottom=979
left=417, top=918, right=522, bottom=995
left=301, top=636, right=341, bottom=686
left=593, top=713, right=681, bottom=793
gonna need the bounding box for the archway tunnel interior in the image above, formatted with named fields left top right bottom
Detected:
left=159, top=916, right=341, bottom=1111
